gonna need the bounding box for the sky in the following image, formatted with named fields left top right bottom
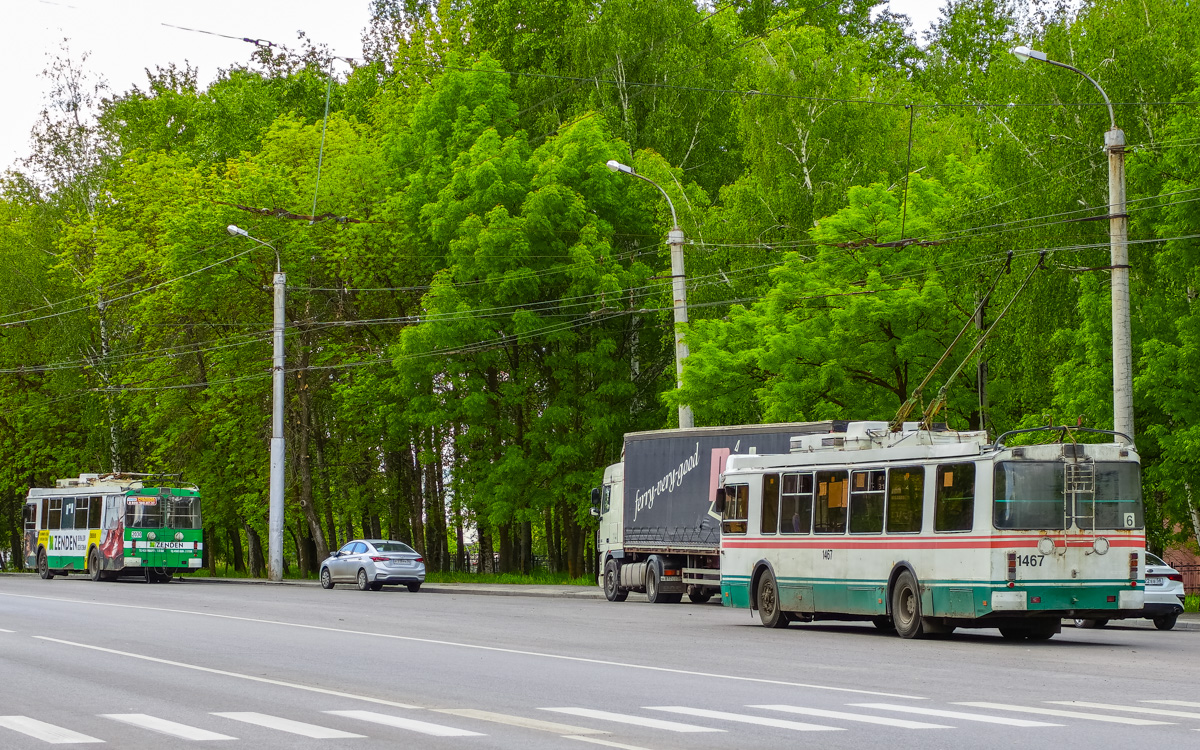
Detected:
left=2, top=0, right=946, bottom=171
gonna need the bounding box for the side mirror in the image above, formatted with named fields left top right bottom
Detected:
left=589, top=507, right=600, bottom=518
left=713, top=490, right=726, bottom=515
left=590, top=487, right=601, bottom=507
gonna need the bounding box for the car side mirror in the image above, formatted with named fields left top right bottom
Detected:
left=590, top=487, right=601, bottom=507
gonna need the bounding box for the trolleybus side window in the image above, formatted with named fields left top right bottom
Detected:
left=47, top=498, right=63, bottom=530
left=935, top=463, right=975, bottom=532
left=88, top=496, right=102, bottom=528
left=760, top=474, right=780, bottom=534
left=886, top=466, right=924, bottom=533
left=814, top=470, right=848, bottom=534
left=780, top=473, right=813, bottom=534
left=993, top=462, right=1065, bottom=530
left=23, top=502, right=36, bottom=531
left=849, top=469, right=885, bottom=534
left=722, top=484, right=749, bottom=535
left=73, top=497, right=90, bottom=529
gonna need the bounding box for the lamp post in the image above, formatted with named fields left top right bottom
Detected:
left=227, top=224, right=286, bottom=581
left=1011, top=46, right=1133, bottom=445
left=606, top=159, right=694, bottom=429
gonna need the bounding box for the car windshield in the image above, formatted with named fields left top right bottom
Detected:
left=372, top=542, right=415, bottom=554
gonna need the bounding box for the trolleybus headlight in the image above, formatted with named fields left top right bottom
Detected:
left=175, top=532, right=184, bottom=542
left=1038, top=536, right=1056, bottom=556
left=1092, top=537, right=1109, bottom=555
left=148, top=532, right=157, bottom=541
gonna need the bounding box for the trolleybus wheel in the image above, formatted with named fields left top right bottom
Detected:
left=890, top=570, right=924, bottom=639
left=756, top=571, right=789, bottom=629
left=604, top=559, right=627, bottom=602
left=320, top=567, right=335, bottom=589
left=356, top=569, right=371, bottom=591
left=37, top=549, right=53, bottom=580
left=1153, top=613, right=1178, bottom=631
left=88, top=549, right=103, bottom=582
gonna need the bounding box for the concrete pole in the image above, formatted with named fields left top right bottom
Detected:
left=1107, top=127, right=1134, bottom=444
left=269, top=270, right=286, bottom=581
left=668, top=228, right=694, bottom=429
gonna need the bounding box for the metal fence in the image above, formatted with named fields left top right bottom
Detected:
left=1173, top=564, right=1200, bottom=595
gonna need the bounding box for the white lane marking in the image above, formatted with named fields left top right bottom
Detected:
left=646, top=706, right=842, bottom=731
left=955, top=702, right=1172, bottom=725
left=541, top=708, right=723, bottom=733
left=33, top=637, right=418, bottom=710
left=3, top=593, right=923, bottom=700
left=0, top=628, right=15, bottom=633
left=850, top=703, right=1061, bottom=727
left=432, top=708, right=607, bottom=735
left=563, top=736, right=658, bottom=750
left=749, top=704, right=950, bottom=729
left=102, top=714, right=235, bottom=741
left=0, top=716, right=104, bottom=744
left=211, top=712, right=363, bottom=739
left=1048, top=701, right=1200, bottom=720
left=1143, top=700, right=1200, bottom=710
left=325, top=710, right=482, bottom=737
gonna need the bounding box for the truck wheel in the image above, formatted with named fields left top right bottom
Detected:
left=687, top=586, right=712, bottom=604
left=756, top=571, right=789, bottom=628
left=603, top=560, right=627, bottom=602
left=890, top=570, right=924, bottom=639
left=646, top=565, right=662, bottom=603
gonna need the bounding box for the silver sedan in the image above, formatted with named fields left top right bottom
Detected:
left=319, top=539, right=425, bottom=592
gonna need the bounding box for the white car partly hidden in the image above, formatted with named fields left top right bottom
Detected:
left=1076, top=551, right=1186, bottom=630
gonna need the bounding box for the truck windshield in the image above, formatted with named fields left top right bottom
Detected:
left=993, top=461, right=1142, bottom=530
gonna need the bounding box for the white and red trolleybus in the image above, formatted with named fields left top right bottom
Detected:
left=717, top=422, right=1145, bottom=640
left=22, top=473, right=204, bottom=582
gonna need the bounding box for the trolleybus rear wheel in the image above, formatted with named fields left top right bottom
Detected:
left=891, top=570, right=923, bottom=639
left=756, top=571, right=789, bottom=629
left=88, top=549, right=103, bottom=582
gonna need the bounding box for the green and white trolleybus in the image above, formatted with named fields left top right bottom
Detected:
left=718, top=422, right=1145, bottom=640
left=22, top=473, right=204, bottom=582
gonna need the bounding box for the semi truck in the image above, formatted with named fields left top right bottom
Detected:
left=592, top=421, right=844, bottom=603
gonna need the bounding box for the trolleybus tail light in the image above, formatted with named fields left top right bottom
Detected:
left=1129, top=552, right=1138, bottom=580
left=1006, top=552, right=1017, bottom=581
left=1030, top=596, right=1041, bottom=604
left=1107, top=596, right=1116, bottom=602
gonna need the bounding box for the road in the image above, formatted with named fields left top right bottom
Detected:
left=1, top=574, right=1198, bottom=749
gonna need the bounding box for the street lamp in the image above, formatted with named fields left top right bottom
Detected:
left=227, top=224, right=286, bottom=581
left=1011, top=46, right=1133, bottom=445
left=606, top=159, right=694, bottom=429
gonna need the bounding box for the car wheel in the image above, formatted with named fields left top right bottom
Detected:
left=890, top=570, right=924, bottom=639
left=406, top=582, right=421, bottom=593
left=89, top=548, right=103, bottom=582
left=356, top=569, right=371, bottom=591
left=756, top=570, right=789, bottom=629
left=604, top=559, right=627, bottom=602
left=1153, top=613, right=1178, bottom=631
left=369, top=582, right=383, bottom=591
left=1074, top=618, right=1108, bottom=628
left=37, top=549, right=53, bottom=580
left=320, top=567, right=334, bottom=589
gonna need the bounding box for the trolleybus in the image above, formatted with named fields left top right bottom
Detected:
left=22, top=473, right=204, bottom=582
left=717, top=422, right=1145, bottom=640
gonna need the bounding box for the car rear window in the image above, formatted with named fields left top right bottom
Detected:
left=373, top=542, right=415, bottom=554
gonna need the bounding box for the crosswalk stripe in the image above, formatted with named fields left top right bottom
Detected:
left=647, top=706, right=842, bottom=731
left=750, top=704, right=951, bottom=729
left=540, top=708, right=723, bottom=733
left=325, top=710, right=482, bottom=737
left=211, top=712, right=364, bottom=738
left=433, top=708, right=607, bottom=735
left=955, top=702, right=1172, bottom=726
left=849, top=703, right=1061, bottom=727
left=563, top=736, right=658, bottom=750
left=1143, top=700, right=1200, bottom=710
left=102, top=714, right=235, bottom=741
left=0, top=716, right=103, bottom=744
left=1048, top=702, right=1200, bottom=720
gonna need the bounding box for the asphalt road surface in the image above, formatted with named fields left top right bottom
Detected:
left=1, top=574, right=1198, bottom=749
